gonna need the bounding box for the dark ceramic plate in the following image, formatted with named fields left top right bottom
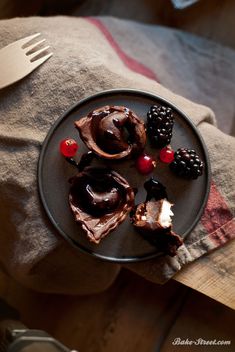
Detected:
left=38, top=89, right=211, bottom=262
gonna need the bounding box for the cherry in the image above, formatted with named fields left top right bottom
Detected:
left=136, top=154, right=156, bottom=175
left=159, top=146, right=174, bottom=163
left=60, top=138, right=79, bottom=157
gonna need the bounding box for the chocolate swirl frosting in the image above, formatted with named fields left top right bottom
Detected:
left=69, top=167, right=134, bottom=244
left=75, top=105, right=146, bottom=160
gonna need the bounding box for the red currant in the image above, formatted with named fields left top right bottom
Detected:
left=159, top=146, right=174, bottom=163
left=136, top=154, right=156, bottom=175
left=60, top=138, right=79, bottom=157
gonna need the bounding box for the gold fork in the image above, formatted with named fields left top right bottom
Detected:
left=0, top=33, right=53, bottom=89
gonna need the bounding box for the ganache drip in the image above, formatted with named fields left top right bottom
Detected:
left=68, top=167, right=135, bottom=244
left=144, top=177, right=168, bottom=201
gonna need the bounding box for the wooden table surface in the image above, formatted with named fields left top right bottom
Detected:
left=0, top=268, right=234, bottom=352
left=175, top=240, right=235, bottom=309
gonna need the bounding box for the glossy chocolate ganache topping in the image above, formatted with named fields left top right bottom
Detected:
left=69, top=167, right=135, bottom=244
left=75, top=105, right=146, bottom=159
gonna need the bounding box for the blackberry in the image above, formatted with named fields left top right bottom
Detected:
left=169, top=148, right=204, bottom=179
left=147, top=105, right=174, bottom=148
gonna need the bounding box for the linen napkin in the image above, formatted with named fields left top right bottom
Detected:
left=0, top=16, right=234, bottom=294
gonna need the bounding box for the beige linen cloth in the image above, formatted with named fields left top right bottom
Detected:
left=0, top=16, right=235, bottom=294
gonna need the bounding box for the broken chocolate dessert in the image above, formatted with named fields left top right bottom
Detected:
left=69, top=166, right=135, bottom=244
left=75, top=105, right=146, bottom=160
left=131, top=178, right=183, bottom=256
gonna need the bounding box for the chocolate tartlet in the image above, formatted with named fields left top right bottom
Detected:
left=131, top=178, right=183, bottom=256
left=69, top=167, right=135, bottom=244
left=75, top=105, right=146, bottom=160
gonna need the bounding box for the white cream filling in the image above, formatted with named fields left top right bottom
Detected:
left=159, top=200, right=174, bottom=227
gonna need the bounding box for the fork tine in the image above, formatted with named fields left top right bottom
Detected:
left=19, top=33, right=41, bottom=48
left=29, top=46, right=51, bottom=61
left=30, top=52, right=53, bottom=69
left=25, top=39, right=46, bottom=54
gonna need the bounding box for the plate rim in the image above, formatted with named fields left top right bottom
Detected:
left=38, top=88, right=211, bottom=263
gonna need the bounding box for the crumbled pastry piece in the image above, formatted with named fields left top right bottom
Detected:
left=75, top=105, right=146, bottom=160
left=131, top=178, right=183, bottom=256
left=132, top=199, right=173, bottom=233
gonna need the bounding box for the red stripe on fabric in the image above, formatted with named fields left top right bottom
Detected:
left=201, top=181, right=234, bottom=245
left=86, top=17, right=159, bottom=82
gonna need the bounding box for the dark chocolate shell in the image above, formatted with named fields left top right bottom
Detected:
left=69, top=167, right=134, bottom=244
left=75, top=105, right=146, bottom=160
